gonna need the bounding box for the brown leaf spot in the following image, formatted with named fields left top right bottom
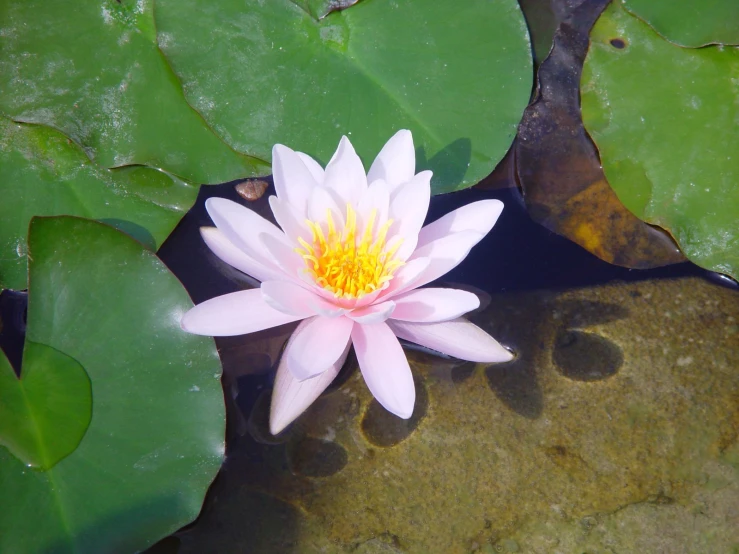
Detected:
left=609, top=37, right=626, bottom=49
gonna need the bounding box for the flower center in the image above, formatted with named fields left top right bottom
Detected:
left=296, top=204, right=403, bottom=300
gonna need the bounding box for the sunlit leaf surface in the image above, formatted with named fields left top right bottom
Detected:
left=0, top=0, right=268, bottom=183
left=0, top=117, right=198, bottom=290
left=623, top=0, right=739, bottom=47
left=155, top=0, right=533, bottom=193
left=0, top=216, right=225, bottom=554
left=582, top=1, right=739, bottom=279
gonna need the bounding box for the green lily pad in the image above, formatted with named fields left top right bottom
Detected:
left=0, top=216, right=225, bottom=553
left=294, top=0, right=359, bottom=20
left=623, top=0, right=739, bottom=48
left=0, top=117, right=197, bottom=290
left=155, top=0, right=533, bottom=193
left=0, top=0, right=268, bottom=183
left=581, top=1, right=739, bottom=280
left=0, top=341, right=91, bottom=470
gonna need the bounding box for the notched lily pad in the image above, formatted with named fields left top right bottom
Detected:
left=581, top=1, right=739, bottom=280
left=0, top=216, right=225, bottom=553
left=623, top=0, right=739, bottom=47
left=516, top=0, right=683, bottom=269
left=0, top=0, right=267, bottom=183
left=155, top=0, right=533, bottom=193
left=0, top=117, right=198, bottom=289
left=0, top=341, right=91, bottom=470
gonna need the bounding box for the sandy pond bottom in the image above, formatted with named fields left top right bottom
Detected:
left=149, top=274, right=739, bottom=554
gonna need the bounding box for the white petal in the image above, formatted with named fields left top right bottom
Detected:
left=367, top=129, right=415, bottom=192
left=296, top=151, right=325, bottom=184
left=269, top=195, right=309, bottom=244
left=270, top=339, right=350, bottom=434
left=387, top=318, right=513, bottom=363
left=323, top=136, right=367, bottom=206
left=388, top=170, right=432, bottom=260
left=348, top=300, right=396, bottom=324
left=205, top=197, right=288, bottom=269
left=261, top=233, right=305, bottom=279
left=286, top=316, right=354, bottom=380
left=181, top=289, right=303, bottom=336
left=308, top=185, right=344, bottom=228
left=293, top=266, right=353, bottom=306
left=379, top=257, right=431, bottom=300
left=200, top=227, right=282, bottom=283
left=272, top=144, right=318, bottom=212
left=405, top=230, right=485, bottom=291
left=352, top=322, right=415, bottom=419
left=261, top=280, right=341, bottom=317
left=391, top=288, right=479, bottom=323
left=357, top=179, right=390, bottom=236
left=311, top=302, right=349, bottom=317
left=417, top=199, right=504, bottom=249
left=350, top=285, right=387, bottom=310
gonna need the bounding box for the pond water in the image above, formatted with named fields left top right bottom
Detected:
left=134, top=169, right=739, bottom=553
left=1, top=1, right=736, bottom=550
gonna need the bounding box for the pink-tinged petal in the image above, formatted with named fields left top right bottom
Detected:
left=405, top=230, right=485, bottom=291
left=348, top=300, right=396, bottom=324
left=352, top=322, right=415, bottom=419
left=261, top=280, right=341, bottom=317
left=269, top=196, right=309, bottom=244
left=323, top=136, right=367, bottom=206
left=200, top=227, right=283, bottom=283
left=387, top=318, right=513, bottom=363
left=357, top=179, right=390, bottom=234
left=379, top=257, right=431, bottom=300
left=417, top=199, right=504, bottom=249
left=308, top=185, right=344, bottom=228
left=261, top=233, right=305, bottom=279
left=385, top=234, right=403, bottom=255
left=296, top=151, right=325, bottom=184
left=262, top=280, right=345, bottom=317
left=272, top=144, right=318, bottom=212
left=270, top=341, right=350, bottom=434
left=350, top=285, right=387, bottom=309
left=312, top=303, right=348, bottom=317
left=391, top=288, right=480, bottom=323
left=286, top=316, right=354, bottom=380
left=181, top=289, right=303, bottom=337
left=367, top=129, right=415, bottom=192
left=443, top=282, right=492, bottom=314
left=295, top=269, right=349, bottom=305
left=205, top=197, right=287, bottom=268
left=388, top=170, right=432, bottom=260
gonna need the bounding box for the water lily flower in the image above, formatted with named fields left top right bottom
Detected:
left=182, top=130, right=512, bottom=434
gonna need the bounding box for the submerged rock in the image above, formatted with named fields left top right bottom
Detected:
left=175, top=276, right=739, bottom=553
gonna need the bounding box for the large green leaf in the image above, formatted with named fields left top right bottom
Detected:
left=623, top=0, right=739, bottom=48
left=155, top=0, right=533, bottom=193
left=0, top=341, right=91, bottom=470
left=293, top=0, right=358, bottom=20
left=0, top=117, right=196, bottom=290
left=0, top=216, right=225, bottom=554
left=0, top=0, right=268, bottom=183
left=581, top=1, right=739, bottom=280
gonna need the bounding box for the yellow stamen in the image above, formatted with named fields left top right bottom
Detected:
left=297, top=204, right=404, bottom=299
